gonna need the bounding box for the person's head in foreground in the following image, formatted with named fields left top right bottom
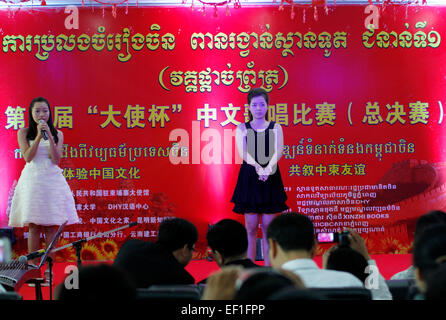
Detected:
left=413, top=224, right=446, bottom=296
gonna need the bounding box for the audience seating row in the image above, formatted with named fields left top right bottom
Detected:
left=0, top=279, right=419, bottom=300
left=134, top=279, right=418, bottom=300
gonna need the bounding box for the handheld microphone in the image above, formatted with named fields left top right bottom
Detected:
left=19, top=249, right=46, bottom=263
left=39, top=119, right=48, bottom=140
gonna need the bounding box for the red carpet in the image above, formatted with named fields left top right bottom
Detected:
left=16, top=254, right=412, bottom=300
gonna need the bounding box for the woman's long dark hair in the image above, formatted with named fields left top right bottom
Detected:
left=26, top=97, right=59, bottom=144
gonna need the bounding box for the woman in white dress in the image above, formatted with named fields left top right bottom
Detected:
left=9, top=97, right=79, bottom=275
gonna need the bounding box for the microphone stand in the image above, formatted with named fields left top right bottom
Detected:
left=51, top=222, right=138, bottom=268
left=46, top=256, right=53, bottom=300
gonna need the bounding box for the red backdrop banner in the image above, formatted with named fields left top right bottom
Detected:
left=1, top=4, right=445, bottom=261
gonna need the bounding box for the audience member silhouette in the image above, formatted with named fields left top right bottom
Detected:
left=412, top=224, right=446, bottom=299
left=234, top=267, right=304, bottom=300
left=113, top=218, right=198, bottom=288
left=206, top=219, right=261, bottom=269
left=323, top=228, right=392, bottom=300
left=392, top=210, right=446, bottom=280
left=424, top=263, right=446, bottom=300
left=199, top=219, right=261, bottom=284
left=325, top=246, right=369, bottom=283
left=55, top=264, right=137, bottom=300
left=201, top=265, right=305, bottom=300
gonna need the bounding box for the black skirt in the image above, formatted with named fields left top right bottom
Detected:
left=231, top=162, right=288, bottom=214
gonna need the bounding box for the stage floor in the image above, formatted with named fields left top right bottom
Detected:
left=16, top=254, right=413, bottom=300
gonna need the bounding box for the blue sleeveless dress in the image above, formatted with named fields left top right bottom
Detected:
left=231, top=121, right=288, bottom=214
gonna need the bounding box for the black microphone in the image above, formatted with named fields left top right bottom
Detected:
left=39, top=119, right=48, bottom=140
left=18, top=249, right=46, bottom=263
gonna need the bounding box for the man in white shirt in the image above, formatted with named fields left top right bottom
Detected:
left=266, top=213, right=364, bottom=289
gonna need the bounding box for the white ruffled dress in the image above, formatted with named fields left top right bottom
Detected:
left=8, top=139, right=79, bottom=227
